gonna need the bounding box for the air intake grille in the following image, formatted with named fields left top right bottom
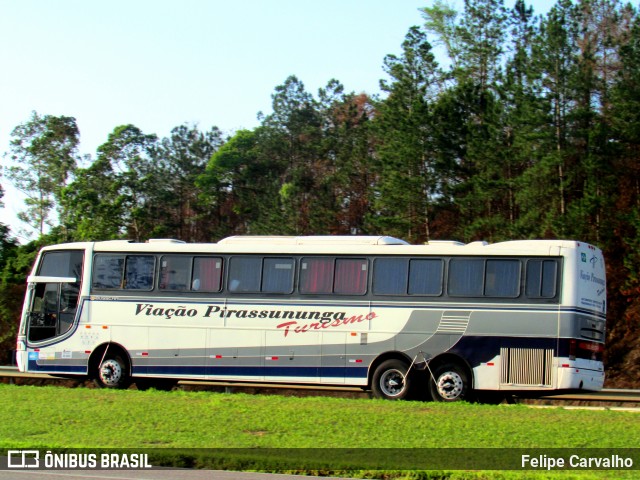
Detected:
left=500, top=347, right=553, bottom=386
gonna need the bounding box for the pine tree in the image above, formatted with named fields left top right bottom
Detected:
left=371, top=26, right=442, bottom=242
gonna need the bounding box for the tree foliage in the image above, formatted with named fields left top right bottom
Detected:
left=5, top=112, right=79, bottom=236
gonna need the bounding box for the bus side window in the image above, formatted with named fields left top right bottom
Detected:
left=228, top=256, right=261, bottom=292
left=485, top=259, right=521, bottom=297
left=409, top=259, right=443, bottom=295
left=159, top=256, right=191, bottom=291
left=92, top=255, right=125, bottom=289
left=262, top=258, right=294, bottom=293
left=124, top=256, right=155, bottom=290
left=448, top=258, right=521, bottom=298
left=300, top=258, right=334, bottom=294
left=192, top=257, right=223, bottom=292
left=448, top=259, right=484, bottom=296
left=526, top=259, right=558, bottom=298
left=334, top=259, right=368, bottom=295
left=373, top=258, right=408, bottom=295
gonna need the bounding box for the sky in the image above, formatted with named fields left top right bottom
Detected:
left=0, top=0, right=553, bottom=241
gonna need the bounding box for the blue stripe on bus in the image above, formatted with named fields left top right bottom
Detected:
left=25, top=359, right=367, bottom=380
left=132, top=365, right=368, bottom=379
left=27, top=360, right=86, bottom=374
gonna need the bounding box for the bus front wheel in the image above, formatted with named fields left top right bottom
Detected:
left=94, top=355, right=130, bottom=389
left=429, top=362, right=470, bottom=402
left=372, top=359, right=411, bottom=400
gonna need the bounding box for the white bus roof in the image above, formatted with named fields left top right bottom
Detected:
left=217, top=235, right=409, bottom=246
left=38, top=236, right=596, bottom=257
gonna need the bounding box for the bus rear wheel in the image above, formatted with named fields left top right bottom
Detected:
left=94, top=355, right=130, bottom=389
left=429, top=362, right=470, bottom=402
left=372, top=359, right=411, bottom=400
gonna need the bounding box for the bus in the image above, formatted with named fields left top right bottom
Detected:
left=15, top=235, right=606, bottom=402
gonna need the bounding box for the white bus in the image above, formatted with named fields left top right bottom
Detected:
left=16, top=235, right=606, bottom=402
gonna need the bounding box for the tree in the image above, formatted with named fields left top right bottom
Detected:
left=199, top=129, right=265, bottom=237
left=262, top=76, right=324, bottom=234
left=60, top=155, right=124, bottom=241
left=563, top=0, right=635, bottom=244
left=0, top=229, right=36, bottom=364
left=151, top=124, right=224, bottom=241
left=421, top=0, right=461, bottom=68
left=422, top=0, right=512, bottom=242
left=67, top=125, right=158, bottom=242
left=456, top=0, right=508, bottom=89
left=605, top=12, right=640, bottom=383
left=5, top=112, right=79, bottom=237
left=318, top=84, right=376, bottom=235
left=500, top=0, right=547, bottom=237
left=371, top=26, right=442, bottom=242
left=509, top=0, right=581, bottom=238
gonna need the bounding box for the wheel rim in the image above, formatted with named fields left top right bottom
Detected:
left=99, top=359, right=123, bottom=387
left=380, top=369, right=406, bottom=397
left=436, top=371, right=464, bottom=400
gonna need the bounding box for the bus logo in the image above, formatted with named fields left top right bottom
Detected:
left=581, top=253, right=587, bottom=263
left=8, top=450, right=40, bottom=468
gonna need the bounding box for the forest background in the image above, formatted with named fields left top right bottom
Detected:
left=1, top=0, right=639, bottom=387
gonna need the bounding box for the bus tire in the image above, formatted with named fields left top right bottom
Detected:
left=94, top=355, right=130, bottom=389
left=372, top=359, right=411, bottom=400
left=429, top=362, right=470, bottom=402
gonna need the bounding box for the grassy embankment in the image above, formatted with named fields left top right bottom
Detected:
left=0, top=384, right=638, bottom=480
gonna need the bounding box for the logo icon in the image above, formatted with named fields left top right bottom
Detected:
left=8, top=450, right=40, bottom=468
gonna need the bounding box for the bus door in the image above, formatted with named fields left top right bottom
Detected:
left=24, top=250, right=84, bottom=345
left=25, top=276, right=80, bottom=343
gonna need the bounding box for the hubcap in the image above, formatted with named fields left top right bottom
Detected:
left=380, top=369, right=405, bottom=397
left=436, top=371, right=464, bottom=400
left=99, top=359, right=122, bottom=386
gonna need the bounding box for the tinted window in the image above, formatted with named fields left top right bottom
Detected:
left=373, top=258, right=408, bottom=295
left=526, top=259, right=558, bottom=298
left=38, top=251, right=84, bottom=280
left=334, top=258, right=368, bottom=295
left=124, top=256, right=155, bottom=290
left=300, top=257, right=334, bottom=294
left=228, top=256, right=261, bottom=292
left=485, top=259, right=520, bottom=297
left=262, top=258, right=295, bottom=293
left=92, top=255, right=125, bottom=289
left=193, top=257, right=223, bottom=292
left=409, top=259, right=443, bottom=295
left=448, top=259, right=484, bottom=296
left=159, top=256, right=191, bottom=291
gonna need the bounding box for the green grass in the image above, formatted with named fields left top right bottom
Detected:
left=0, top=384, right=638, bottom=479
